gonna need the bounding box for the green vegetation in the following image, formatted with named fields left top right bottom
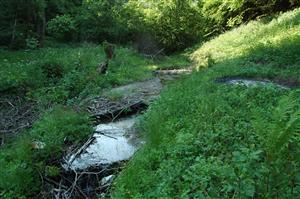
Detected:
left=1, top=0, right=300, bottom=198
left=1, top=0, right=299, bottom=51
left=0, top=107, right=92, bottom=197
left=0, top=43, right=190, bottom=197
left=0, top=44, right=190, bottom=105
left=112, top=8, right=300, bottom=198
left=201, top=0, right=300, bottom=30
left=192, top=7, right=300, bottom=70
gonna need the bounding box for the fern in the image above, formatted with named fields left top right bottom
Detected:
left=253, top=96, right=300, bottom=161
left=252, top=96, right=300, bottom=197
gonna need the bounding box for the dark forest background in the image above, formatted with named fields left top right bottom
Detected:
left=1, top=0, right=299, bottom=52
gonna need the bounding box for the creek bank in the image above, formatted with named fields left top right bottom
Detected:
left=57, top=69, right=189, bottom=198
left=87, top=78, right=162, bottom=122
left=154, top=68, right=192, bottom=82
left=216, top=76, right=300, bottom=89
left=64, top=117, right=141, bottom=171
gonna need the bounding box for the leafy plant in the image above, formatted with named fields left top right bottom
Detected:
left=47, top=15, right=75, bottom=41
left=112, top=8, right=300, bottom=198
left=25, top=37, right=39, bottom=50
left=0, top=107, right=92, bottom=197
left=252, top=96, right=300, bottom=198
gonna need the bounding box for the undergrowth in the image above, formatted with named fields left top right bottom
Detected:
left=0, top=107, right=92, bottom=198
left=0, top=43, right=190, bottom=105
left=0, top=43, right=190, bottom=197
left=112, top=8, right=300, bottom=198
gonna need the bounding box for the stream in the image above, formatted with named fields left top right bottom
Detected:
left=52, top=69, right=191, bottom=198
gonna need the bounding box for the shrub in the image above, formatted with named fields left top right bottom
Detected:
left=41, top=62, right=64, bottom=83
left=25, top=37, right=39, bottom=50
left=76, top=0, right=127, bottom=42
left=47, top=15, right=76, bottom=41
left=120, top=0, right=206, bottom=52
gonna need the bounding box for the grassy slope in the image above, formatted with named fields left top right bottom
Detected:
left=112, top=8, right=300, bottom=198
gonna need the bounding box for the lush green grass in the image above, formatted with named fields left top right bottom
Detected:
left=0, top=107, right=92, bottom=198
left=192, top=8, right=300, bottom=70
left=112, top=8, right=300, bottom=198
left=0, top=44, right=191, bottom=105
left=0, top=44, right=191, bottom=197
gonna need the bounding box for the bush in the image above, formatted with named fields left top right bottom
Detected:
left=25, top=37, right=39, bottom=50
left=120, top=0, right=206, bottom=52
left=76, top=0, right=127, bottom=42
left=41, top=62, right=64, bottom=83
left=47, top=15, right=76, bottom=41
left=153, top=0, right=205, bottom=52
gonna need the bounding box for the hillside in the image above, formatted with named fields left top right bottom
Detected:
left=112, top=8, right=300, bottom=198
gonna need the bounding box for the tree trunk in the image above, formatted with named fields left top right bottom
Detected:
left=39, top=8, right=46, bottom=47
left=10, top=15, right=17, bottom=48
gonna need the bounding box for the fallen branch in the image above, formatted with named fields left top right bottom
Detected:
left=94, top=132, right=117, bottom=140
left=65, top=136, right=96, bottom=169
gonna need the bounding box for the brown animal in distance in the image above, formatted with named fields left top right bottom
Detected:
left=97, top=41, right=116, bottom=74
left=104, top=41, right=115, bottom=60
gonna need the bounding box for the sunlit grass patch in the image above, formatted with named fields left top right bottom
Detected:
left=192, top=8, right=300, bottom=68
left=112, top=8, right=300, bottom=199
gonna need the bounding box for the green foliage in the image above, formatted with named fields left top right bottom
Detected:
left=0, top=46, right=131, bottom=101
left=0, top=43, right=191, bottom=196
left=155, top=0, right=205, bottom=51
left=252, top=96, right=300, bottom=198
left=41, top=61, right=64, bottom=83
left=0, top=43, right=190, bottom=106
left=45, top=165, right=60, bottom=177
left=201, top=0, right=300, bottom=32
left=25, top=37, right=39, bottom=50
left=106, top=90, right=124, bottom=101
left=1, top=0, right=299, bottom=50
left=0, top=0, right=47, bottom=49
left=112, top=8, right=300, bottom=198
left=76, top=0, right=126, bottom=42
left=192, top=8, right=300, bottom=69
left=119, top=0, right=205, bottom=52
left=0, top=107, right=92, bottom=197
left=47, top=15, right=76, bottom=41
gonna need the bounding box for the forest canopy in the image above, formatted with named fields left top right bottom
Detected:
left=1, top=0, right=299, bottom=51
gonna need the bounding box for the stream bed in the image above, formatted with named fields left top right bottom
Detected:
left=49, top=69, right=191, bottom=198
left=64, top=116, right=142, bottom=171
left=215, top=77, right=294, bottom=89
